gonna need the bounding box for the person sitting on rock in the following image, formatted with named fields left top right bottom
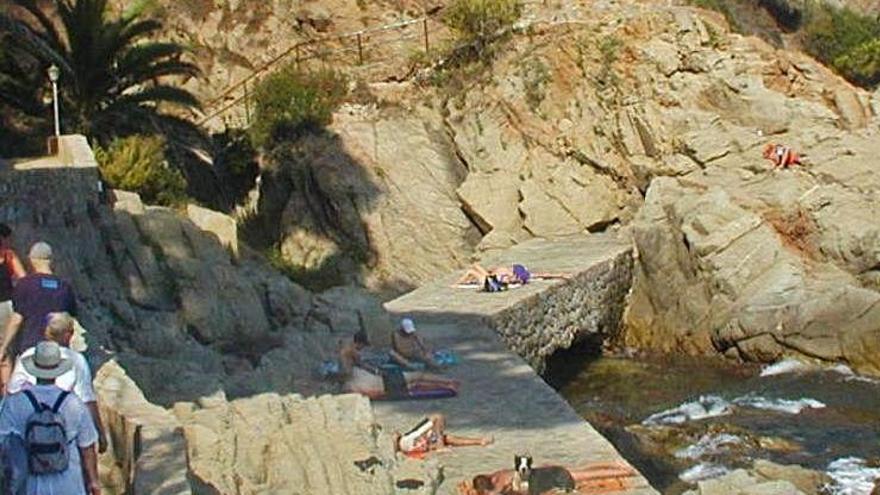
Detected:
left=392, top=413, right=493, bottom=458
left=390, top=318, right=440, bottom=370
left=7, top=312, right=107, bottom=453
left=457, top=461, right=636, bottom=495
left=455, top=263, right=571, bottom=290
left=339, top=330, right=459, bottom=399
left=763, top=143, right=803, bottom=169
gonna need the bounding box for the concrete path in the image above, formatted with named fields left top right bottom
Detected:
left=373, top=234, right=657, bottom=495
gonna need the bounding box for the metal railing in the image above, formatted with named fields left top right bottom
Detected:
left=198, top=14, right=449, bottom=129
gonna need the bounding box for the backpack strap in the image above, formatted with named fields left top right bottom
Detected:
left=51, top=391, right=69, bottom=413
left=22, top=389, right=42, bottom=413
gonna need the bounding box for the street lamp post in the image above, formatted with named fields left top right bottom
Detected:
left=47, top=64, right=60, bottom=137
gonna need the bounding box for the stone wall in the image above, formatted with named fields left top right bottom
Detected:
left=94, top=362, right=189, bottom=495
left=489, top=245, right=633, bottom=372
left=386, top=235, right=635, bottom=373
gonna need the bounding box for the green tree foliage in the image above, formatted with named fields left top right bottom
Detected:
left=248, top=66, right=347, bottom=149
left=802, top=2, right=880, bottom=87
left=95, top=135, right=188, bottom=206
left=0, top=0, right=201, bottom=144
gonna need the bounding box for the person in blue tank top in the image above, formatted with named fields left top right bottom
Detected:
left=0, top=242, right=77, bottom=367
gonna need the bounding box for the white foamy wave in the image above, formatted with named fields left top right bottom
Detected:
left=831, top=365, right=880, bottom=385
left=643, top=395, right=732, bottom=425
left=675, top=433, right=742, bottom=459
left=679, top=463, right=731, bottom=483
left=733, top=395, right=826, bottom=414
left=826, top=457, right=880, bottom=495
left=760, top=359, right=813, bottom=377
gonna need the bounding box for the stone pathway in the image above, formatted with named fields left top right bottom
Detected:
left=373, top=234, right=657, bottom=494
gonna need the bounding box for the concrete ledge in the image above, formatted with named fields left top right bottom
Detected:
left=386, top=234, right=633, bottom=371
left=95, top=361, right=190, bottom=495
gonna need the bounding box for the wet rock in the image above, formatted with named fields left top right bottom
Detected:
left=684, top=469, right=806, bottom=495
left=752, top=460, right=830, bottom=495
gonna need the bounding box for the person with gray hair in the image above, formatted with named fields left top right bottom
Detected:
left=0, top=242, right=77, bottom=369
left=0, top=341, right=101, bottom=495
left=7, top=312, right=107, bottom=453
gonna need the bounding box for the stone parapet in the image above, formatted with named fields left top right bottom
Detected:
left=386, top=234, right=634, bottom=371
left=95, top=361, right=190, bottom=495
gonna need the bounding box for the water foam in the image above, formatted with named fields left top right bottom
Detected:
left=760, top=359, right=813, bottom=377
left=678, top=462, right=731, bottom=483
left=643, top=395, right=732, bottom=425
left=675, top=433, right=742, bottom=459
left=826, top=457, right=880, bottom=495
left=732, top=395, right=826, bottom=414
left=644, top=394, right=824, bottom=426
left=831, top=365, right=880, bottom=385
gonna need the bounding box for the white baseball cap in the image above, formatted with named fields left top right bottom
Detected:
left=401, top=318, right=416, bottom=334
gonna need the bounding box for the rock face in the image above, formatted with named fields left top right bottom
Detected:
left=252, top=106, right=479, bottom=292
left=177, top=392, right=440, bottom=495
left=683, top=460, right=831, bottom=495
left=0, top=139, right=396, bottom=407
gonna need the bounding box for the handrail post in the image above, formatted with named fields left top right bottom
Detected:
left=423, top=18, right=429, bottom=53
left=243, top=80, right=251, bottom=125
left=357, top=33, right=364, bottom=65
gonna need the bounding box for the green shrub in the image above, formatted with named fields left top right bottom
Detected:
left=95, top=135, right=188, bottom=206
left=802, top=2, right=880, bottom=87
left=248, top=66, right=348, bottom=148
left=444, top=0, right=522, bottom=49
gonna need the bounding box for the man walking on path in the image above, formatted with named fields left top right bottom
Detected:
left=0, top=341, right=101, bottom=495
left=7, top=312, right=107, bottom=453
left=0, top=242, right=77, bottom=364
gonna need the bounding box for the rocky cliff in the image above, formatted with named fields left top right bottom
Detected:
left=240, top=1, right=880, bottom=372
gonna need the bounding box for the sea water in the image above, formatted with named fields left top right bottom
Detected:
left=550, top=355, right=880, bottom=494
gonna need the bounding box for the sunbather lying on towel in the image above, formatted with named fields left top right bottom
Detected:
left=393, top=414, right=493, bottom=458
left=340, top=330, right=459, bottom=399
left=454, top=263, right=571, bottom=291
left=457, top=461, right=636, bottom=495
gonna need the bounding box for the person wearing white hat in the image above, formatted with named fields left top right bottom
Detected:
left=390, top=317, right=440, bottom=369
left=8, top=312, right=107, bottom=453
left=0, top=341, right=101, bottom=495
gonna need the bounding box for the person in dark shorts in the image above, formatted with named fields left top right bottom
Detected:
left=0, top=242, right=77, bottom=364
left=0, top=223, right=25, bottom=388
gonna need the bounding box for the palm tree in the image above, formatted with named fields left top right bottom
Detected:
left=0, top=0, right=201, bottom=144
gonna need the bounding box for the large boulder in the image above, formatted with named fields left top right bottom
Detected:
left=625, top=174, right=880, bottom=374
left=177, top=393, right=441, bottom=494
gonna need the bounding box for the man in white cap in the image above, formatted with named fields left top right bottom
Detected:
left=7, top=312, right=107, bottom=453
left=0, top=241, right=77, bottom=368
left=0, top=341, right=100, bottom=495
left=390, top=317, right=440, bottom=369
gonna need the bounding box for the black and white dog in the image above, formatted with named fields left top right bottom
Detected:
left=511, top=455, right=576, bottom=494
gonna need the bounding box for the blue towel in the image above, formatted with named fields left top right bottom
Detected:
left=433, top=349, right=459, bottom=366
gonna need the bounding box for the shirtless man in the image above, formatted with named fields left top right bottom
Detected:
left=339, top=330, right=459, bottom=398
left=458, top=462, right=636, bottom=495
left=393, top=413, right=493, bottom=457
